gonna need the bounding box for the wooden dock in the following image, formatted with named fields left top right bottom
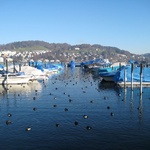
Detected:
left=117, top=82, right=150, bottom=87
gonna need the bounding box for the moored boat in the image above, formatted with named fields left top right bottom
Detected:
left=98, top=66, right=120, bottom=76
left=100, top=63, right=150, bottom=86
left=100, top=71, right=117, bottom=82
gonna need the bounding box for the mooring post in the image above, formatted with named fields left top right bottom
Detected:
left=19, top=64, right=21, bottom=72
left=119, top=62, right=121, bottom=69
left=6, top=59, right=8, bottom=74
left=6, top=59, right=8, bottom=84
left=131, top=63, right=133, bottom=90
left=13, top=60, right=15, bottom=73
left=124, top=67, right=126, bottom=89
left=140, top=63, right=143, bottom=95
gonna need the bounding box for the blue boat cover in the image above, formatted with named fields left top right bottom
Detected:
left=114, top=65, right=150, bottom=82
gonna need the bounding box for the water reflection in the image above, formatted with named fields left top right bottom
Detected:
left=0, top=67, right=150, bottom=150
left=128, top=87, right=143, bottom=123
left=138, top=94, right=143, bottom=123
left=0, top=81, right=42, bottom=95
left=122, top=87, right=127, bottom=102
left=97, top=80, right=145, bottom=125
left=98, top=81, right=121, bottom=94
left=130, top=90, right=134, bottom=113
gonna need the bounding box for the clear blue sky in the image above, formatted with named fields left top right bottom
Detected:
left=0, top=0, right=150, bottom=54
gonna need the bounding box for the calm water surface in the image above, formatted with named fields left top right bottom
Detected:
left=0, top=67, right=150, bottom=150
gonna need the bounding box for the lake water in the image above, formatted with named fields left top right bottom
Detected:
left=0, top=67, right=150, bottom=150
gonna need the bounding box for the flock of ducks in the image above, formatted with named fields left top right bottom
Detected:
left=3, top=68, right=146, bottom=133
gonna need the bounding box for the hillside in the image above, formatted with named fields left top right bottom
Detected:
left=0, top=40, right=132, bottom=55
left=0, top=40, right=149, bottom=63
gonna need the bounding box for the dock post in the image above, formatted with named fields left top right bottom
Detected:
left=140, top=63, right=143, bottom=95
left=124, top=67, right=126, bottom=89
left=6, top=59, right=8, bottom=84
left=131, top=63, right=133, bottom=90
left=119, top=62, right=121, bottom=69
left=19, top=64, right=21, bottom=72
left=13, top=60, right=15, bottom=73
left=6, top=59, right=8, bottom=74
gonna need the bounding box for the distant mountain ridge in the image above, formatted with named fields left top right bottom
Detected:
left=0, top=40, right=149, bottom=62
left=0, top=40, right=132, bottom=53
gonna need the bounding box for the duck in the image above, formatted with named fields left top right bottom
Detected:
left=86, top=126, right=92, bottom=130
left=7, top=113, right=12, bottom=117
left=6, top=120, right=12, bottom=125
left=74, top=121, right=79, bottom=125
left=83, top=115, right=88, bottom=119
left=110, top=112, right=114, bottom=116
left=56, top=123, right=60, bottom=127
left=26, top=127, right=31, bottom=131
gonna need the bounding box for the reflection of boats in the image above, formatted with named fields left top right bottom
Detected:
left=0, top=74, right=31, bottom=85
left=98, top=80, right=117, bottom=88
left=98, top=80, right=121, bottom=94
left=0, top=81, right=42, bottom=93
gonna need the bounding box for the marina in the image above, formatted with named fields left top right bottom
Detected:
left=0, top=67, right=150, bottom=150
left=0, top=1, right=150, bottom=149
